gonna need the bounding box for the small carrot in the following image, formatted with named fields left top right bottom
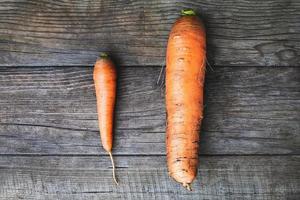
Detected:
left=93, top=53, right=118, bottom=185
left=166, top=9, right=206, bottom=190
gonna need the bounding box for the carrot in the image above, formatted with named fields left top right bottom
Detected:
left=93, top=53, right=118, bottom=185
left=166, top=9, right=206, bottom=190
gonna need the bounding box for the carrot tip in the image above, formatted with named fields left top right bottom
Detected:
left=182, top=183, right=192, bottom=191
left=108, top=151, right=119, bottom=185
left=181, top=9, right=196, bottom=16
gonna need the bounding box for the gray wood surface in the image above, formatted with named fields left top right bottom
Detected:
left=0, top=155, right=299, bottom=200
left=1, top=1, right=299, bottom=198
left=0, top=66, right=299, bottom=155
left=0, top=0, right=299, bottom=67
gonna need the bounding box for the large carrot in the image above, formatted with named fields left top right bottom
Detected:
left=166, top=9, right=206, bottom=190
left=93, top=53, right=118, bottom=184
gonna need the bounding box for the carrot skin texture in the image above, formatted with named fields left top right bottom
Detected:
left=166, top=15, right=206, bottom=188
left=93, top=57, right=117, bottom=153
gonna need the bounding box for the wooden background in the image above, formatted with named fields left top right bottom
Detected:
left=0, top=0, right=299, bottom=199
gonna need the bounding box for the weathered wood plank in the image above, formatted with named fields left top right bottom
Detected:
left=0, top=66, right=299, bottom=155
left=0, top=0, right=299, bottom=67
left=0, top=156, right=299, bottom=200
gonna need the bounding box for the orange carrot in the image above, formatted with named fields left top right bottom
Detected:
left=166, top=9, right=206, bottom=190
left=93, top=53, right=118, bottom=185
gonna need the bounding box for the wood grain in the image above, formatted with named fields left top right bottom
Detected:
left=0, top=0, right=299, bottom=67
left=0, top=66, right=299, bottom=155
left=0, top=155, right=299, bottom=200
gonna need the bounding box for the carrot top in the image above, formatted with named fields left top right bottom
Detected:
left=100, top=52, right=109, bottom=59
left=181, top=9, right=196, bottom=16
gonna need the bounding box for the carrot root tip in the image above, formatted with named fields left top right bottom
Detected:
left=182, top=183, right=192, bottom=191
left=108, top=151, right=119, bottom=185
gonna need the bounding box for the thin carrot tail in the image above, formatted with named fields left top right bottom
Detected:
left=182, top=183, right=192, bottom=191
left=108, top=151, right=119, bottom=185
